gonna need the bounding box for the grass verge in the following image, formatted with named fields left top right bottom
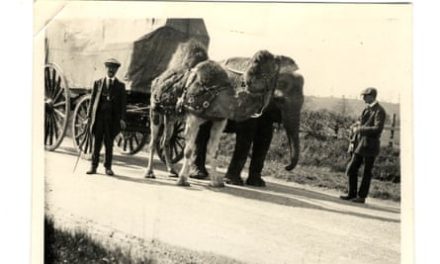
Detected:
left=45, top=217, right=151, bottom=264
left=44, top=215, right=244, bottom=264
left=263, top=161, right=400, bottom=201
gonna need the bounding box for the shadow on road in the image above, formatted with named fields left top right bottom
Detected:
left=265, top=181, right=400, bottom=214
left=52, top=146, right=400, bottom=223
left=56, top=146, right=181, bottom=171
left=208, top=183, right=400, bottom=223
left=56, top=146, right=197, bottom=189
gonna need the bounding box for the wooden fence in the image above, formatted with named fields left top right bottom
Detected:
left=384, top=113, right=400, bottom=148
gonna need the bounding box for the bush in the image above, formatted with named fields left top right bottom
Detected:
left=300, top=110, right=354, bottom=140
left=268, top=110, right=400, bottom=182
left=374, top=146, right=401, bottom=182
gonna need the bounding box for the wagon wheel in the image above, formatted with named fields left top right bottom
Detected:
left=156, top=120, right=185, bottom=164
left=44, top=63, right=70, bottom=150
left=72, top=95, right=93, bottom=159
left=114, top=131, right=148, bottom=155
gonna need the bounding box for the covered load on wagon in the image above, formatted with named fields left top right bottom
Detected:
left=45, top=18, right=210, bottom=93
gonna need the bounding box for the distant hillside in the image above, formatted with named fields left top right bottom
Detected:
left=303, top=96, right=400, bottom=124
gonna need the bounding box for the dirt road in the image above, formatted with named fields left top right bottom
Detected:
left=44, top=140, right=400, bottom=264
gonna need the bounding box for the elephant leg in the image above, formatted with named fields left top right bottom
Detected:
left=145, top=111, right=162, bottom=179
left=225, top=118, right=257, bottom=185
left=206, top=120, right=228, bottom=187
left=247, top=112, right=274, bottom=187
left=190, top=121, right=213, bottom=179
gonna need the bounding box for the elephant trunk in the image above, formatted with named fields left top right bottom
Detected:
left=282, top=109, right=301, bottom=171
left=272, top=64, right=304, bottom=171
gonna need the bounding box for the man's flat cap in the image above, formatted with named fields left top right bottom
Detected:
left=361, top=87, right=377, bottom=97
left=104, top=58, right=121, bottom=67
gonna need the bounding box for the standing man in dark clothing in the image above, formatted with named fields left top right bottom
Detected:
left=340, top=87, right=386, bottom=204
left=86, top=58, right=126, bottom=176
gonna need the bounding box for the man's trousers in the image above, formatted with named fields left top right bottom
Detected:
left=346, top=153, right=376, bottom=198
left=91, top=111, right=114, bottom=169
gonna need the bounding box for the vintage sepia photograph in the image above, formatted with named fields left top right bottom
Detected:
left=33, top=1, right=411, bottom=263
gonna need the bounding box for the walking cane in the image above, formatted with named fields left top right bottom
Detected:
left=72, top=121, right=92, bottom=172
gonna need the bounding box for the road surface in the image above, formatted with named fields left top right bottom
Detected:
left=44, top=139, right=400, bottom=264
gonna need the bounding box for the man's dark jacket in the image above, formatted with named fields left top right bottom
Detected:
left=88, top=78, right=126, bottom=138
left=354, top=102, right=386, bottom=157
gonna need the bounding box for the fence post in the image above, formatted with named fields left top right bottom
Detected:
left=388, top=113, right=396, bottom=147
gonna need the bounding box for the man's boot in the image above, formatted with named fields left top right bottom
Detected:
left=224, top=174, right=244, bottom=186
left=86, top=166, right=97, bottom=175
left=105, top=168, right=114, bottom=176
left=246, top=174, right=266, bottom=187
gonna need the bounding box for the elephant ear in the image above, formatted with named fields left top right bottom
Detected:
left=276, top=55, right=299, bottom=73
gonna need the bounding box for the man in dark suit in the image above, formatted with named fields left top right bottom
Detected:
left=340, top=87, right=386, bottom=203
left=86, top=58, right=126, bottom=176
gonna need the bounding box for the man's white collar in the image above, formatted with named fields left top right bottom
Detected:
left=368, top=100, right=378, bottom=107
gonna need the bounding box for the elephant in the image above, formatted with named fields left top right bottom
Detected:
left=190, top=55, right=304, bottom=186
left=147, top=42, right=280, bottom=187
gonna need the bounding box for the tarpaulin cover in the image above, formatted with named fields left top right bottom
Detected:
left=45, top=18, right=209, bottom=93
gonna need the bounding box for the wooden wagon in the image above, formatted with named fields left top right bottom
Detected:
left=44, top=18, right=210, bottom=162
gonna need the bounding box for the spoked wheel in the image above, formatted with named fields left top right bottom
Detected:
left=156, top=120, right=185, bottom=164
left=44, top=63, right=70, bottom=150
left=114, top=131, right=148, bottom=155
left=72, top=95, right=93, bottom=159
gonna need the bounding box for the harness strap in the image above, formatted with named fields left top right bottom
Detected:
left=224, top=66, right=245, bottom=75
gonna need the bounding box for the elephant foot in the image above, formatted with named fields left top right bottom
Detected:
left=167, top=169, right=178, bottom=178
left=224, top=176, right=244, bottom=186
left=246, top=177, right=266, bottom=187
left=189, top=169, right=209, bottom=180
left=176, top=178, right=191, bottom=187
left=209, top=181, right=225, bottom=188
left=144, top=170, right=156, bottom=179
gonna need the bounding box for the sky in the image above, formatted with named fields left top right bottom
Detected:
left=204, top=4, right=411, bottom=104
left=38, top=1, right=411, bottom=104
